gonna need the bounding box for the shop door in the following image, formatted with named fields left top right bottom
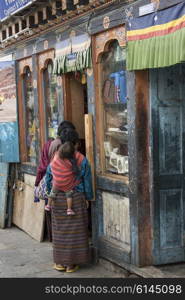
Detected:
left=63, top=72, right=92, bottom=232
left=63, top=72, right=88, bottom=155
left=150, top=65, right=185, bottom=265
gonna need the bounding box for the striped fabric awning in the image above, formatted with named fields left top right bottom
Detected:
left=126, top=2, right=185, bottom=70
left=53, top=33, right=92, bottom=75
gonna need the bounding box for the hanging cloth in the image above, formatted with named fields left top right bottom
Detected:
left=126, top=1, right=185, bottom=70
left=53, top=33, right=92, bottom=74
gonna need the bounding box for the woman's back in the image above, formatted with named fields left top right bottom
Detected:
left=51, top=151, right=84, bottom=192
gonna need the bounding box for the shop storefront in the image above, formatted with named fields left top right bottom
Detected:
left=0, top=0, right=185, bottom=268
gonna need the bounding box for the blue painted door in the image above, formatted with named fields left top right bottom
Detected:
left=0, top=122, right=19, bottom=162
left=150, top=65, right=185, bottom=264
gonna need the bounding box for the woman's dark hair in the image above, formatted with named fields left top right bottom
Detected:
left=57, top=121, right=75, bottom=137
left=60, top=128, right=79, bottom=145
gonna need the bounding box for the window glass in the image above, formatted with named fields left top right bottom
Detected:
left=23, top=67, right=36, bottom=164
left=100, top=40, right=128, bottom=175
left=43, top=61, right=58, bottom=139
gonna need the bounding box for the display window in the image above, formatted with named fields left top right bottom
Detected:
left=95, top=29, right=128, bottom=178
left=43, top=60, right=58, bottom=139
left=23, top=66, right=36, bottom=165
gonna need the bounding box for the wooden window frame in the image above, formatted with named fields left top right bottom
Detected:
left=93, top=26, right=128, bottom=182
left=18, top=57, right=33, bottom=162
left=37, top=49, right=55, bottom=149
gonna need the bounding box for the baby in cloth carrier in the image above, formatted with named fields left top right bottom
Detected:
left=46, top=141, right=79, bottom=216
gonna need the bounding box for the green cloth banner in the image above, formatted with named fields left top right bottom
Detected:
left=126, top=2, right=185, bottom=70
left=53, top=46, right=92, bottom=75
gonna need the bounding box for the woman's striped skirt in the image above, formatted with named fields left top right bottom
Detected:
left=51, top=191, right=90, bottom=265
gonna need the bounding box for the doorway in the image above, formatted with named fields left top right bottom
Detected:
left=63, top=71, right=92, bottom=234
left=63, top=71, right=88, bottom=155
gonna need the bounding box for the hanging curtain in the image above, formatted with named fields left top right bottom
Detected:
left=53, top=33, right=92, bottom=74
left=126, top=2, right=185, bottom=70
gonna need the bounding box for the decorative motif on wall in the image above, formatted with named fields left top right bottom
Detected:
left=87, top=68, right=93, bottom=77
left=69, top=30, right=76, bottom=38
left=151, top=0, right=160, bottom=9
left=19, top=57, right=32, bottom=75
left=38, top=49, right=55, bottom=71
left=44, top=40, right=49, bottom=50
left=95, top=26, right=126, bottom=63
left=57, top=76, right=62, bottom=86
left=32, top=44, right=37, bottom=54
left=24, top=48, right=27, bottom=57
left=103, top=16, right=110, bottom=29
left=33, top=79, right=37, bottom=89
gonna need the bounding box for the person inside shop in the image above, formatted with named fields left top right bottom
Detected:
left=45, top=128, right=93, bottom=273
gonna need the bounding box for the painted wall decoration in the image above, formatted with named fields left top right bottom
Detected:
left=0, top=0, right=35, bottom=21
left=0, top=61, right=17, bottom=123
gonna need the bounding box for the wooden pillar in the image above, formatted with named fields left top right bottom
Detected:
left=128, top=70, right=152, bottom=267
left=34, top=11, right=39, bottom=25
left=43, top=7, right=47, bottom=20
left=6, top=27, right=9, bottom=39
left=12, top=23, right=16, bottom=36
left=52, top=1, right=57, bottom=14
left=18, top=19, right=22, bottom=32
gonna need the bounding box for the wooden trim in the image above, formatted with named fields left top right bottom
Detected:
left=85, top=114, right=95, bottom=200
left=93, top=26, right=128, bottom=179
left=95, top=25, right=126, bottom=63
left=38, top=49, right=55, bottom=71
left=62, top=74, right=72, bottom=121
left=18, top=75, right=28, bottom=162
left=92, top=35, right=104, bottom=175
left=37, top=58, right=45, bottom=148
left=37, top=49, right=55, bottom=148
left=19, top=56, right=32, bottom=75
left=18, top=57, right=33, bottom=162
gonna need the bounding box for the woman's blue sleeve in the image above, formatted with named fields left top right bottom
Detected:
left=80, top=158, right=93, bottom=200
left=45, top=165, right=53, bottom=194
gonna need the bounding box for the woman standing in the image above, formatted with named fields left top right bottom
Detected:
left=34, top=121, right=76, bottom=241
left=47, top=129, right=93, bottom=273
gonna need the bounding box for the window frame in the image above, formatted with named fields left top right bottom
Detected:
left=93, top=26, right=128, bottom=181
left=18, top=57, right=35, bottom=163
left=37, top=49, right=57, bottom=149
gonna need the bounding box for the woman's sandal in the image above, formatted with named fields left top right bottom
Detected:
left=66, top=265, right=79, bottom=273
left=53, top=263, right=66, bottom=271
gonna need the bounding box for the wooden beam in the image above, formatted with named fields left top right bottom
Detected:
left=85, top=114, right=95, bottom=201
left=135, top=70, right=152, bottom=266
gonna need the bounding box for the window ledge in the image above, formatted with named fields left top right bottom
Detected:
left=96, top=175, right=129, bottom=196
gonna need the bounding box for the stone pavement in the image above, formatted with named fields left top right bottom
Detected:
left=1, top=226, right=185, bottom=278
left=0, top=226, right=127, bottom=278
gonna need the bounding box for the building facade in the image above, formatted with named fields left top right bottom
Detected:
left=0, top=0, right=185, bottom=268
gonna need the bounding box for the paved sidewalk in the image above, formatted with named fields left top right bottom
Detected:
left=1, top=227, right=185, bottom=279
left=0, top=227, right=125, bottom=278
